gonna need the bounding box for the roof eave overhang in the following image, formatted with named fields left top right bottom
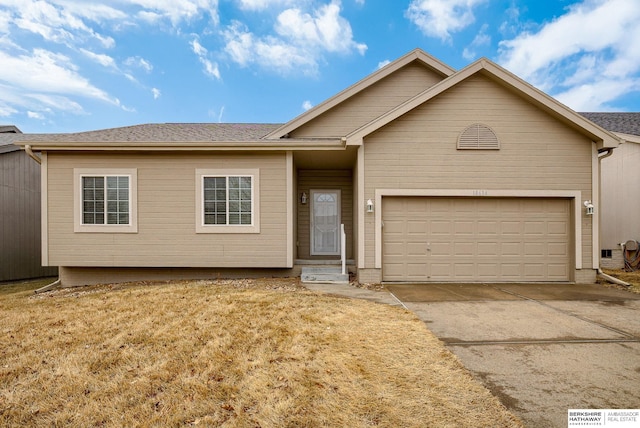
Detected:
left=15, top=139, right=346, bottom=152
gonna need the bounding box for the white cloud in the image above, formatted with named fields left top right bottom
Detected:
left=0, top=10, right=11, bottom=34
left=27, top=110, right=45, bottom=119
left=80, top=48, right=116, bottom=68
left=223, top=1, right=366, bottom=75
left=190, top=38, right=221, bottom=79
left=498, top=0, right=640, bottom=110
left=236, top=0, right=300, bottom=11
left=406, top=0, right=487, bottom=41
left=0, top=49, right=113, bottom=101
left=377, top=59, right=391, bottom=69
left=276, top=2, right=367, bottom=55
left=223, top=20, right=318, bottom=75
left=302, top=100, right=313, bottom=110
left=462, top=23, right=490, bottom=60
left=124, top=56, right=153, bottom=73
left=152, top=87, right=161, bottom=99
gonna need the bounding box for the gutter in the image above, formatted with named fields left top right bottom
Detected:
left=24, top=144, right=41, bottom=164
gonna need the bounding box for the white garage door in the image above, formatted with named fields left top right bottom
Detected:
left=382, top=197, right=571, bottom=282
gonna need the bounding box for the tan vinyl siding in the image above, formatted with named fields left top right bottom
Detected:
left=0, top=150, right=57, bottom=281
left=47, top=152, right=288, bottom=267
left=297, top=170, right=353, bottom=260
left=290, top=63, right=445, bottom=138
left=600, top=141, right=640, bottom=249
left=363, top=74, right=594, bottom=271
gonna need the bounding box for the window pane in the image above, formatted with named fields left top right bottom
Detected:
left=229, top=188, right=239, bottom=201
left=203, top=177, right=228, bottom=225
left=201, top=175, right=253, bottom=227
left=103, top=176, right=130, bottom=224
left=82, top=176, right=105, bottom=224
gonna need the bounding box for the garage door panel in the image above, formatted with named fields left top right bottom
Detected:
left=524, top=242, right=545, bottom=257
left=407, top=220, right=427, bottom=233
left=548, top=221, right=568, bottom=235
left=431, top=220, right=452, bottom=234
left=478, top=263, right=499, bottom=277
left=407, top=242, right=426, bottom=256
left=501, top=221, right=522, bottom=235
left=478, top=221, right=498, bottom=235
left=454, top=264, right=475, bottom=278
left=383, top=197, right=571, bottom=282
left=383, top=219, right=404, bottom=234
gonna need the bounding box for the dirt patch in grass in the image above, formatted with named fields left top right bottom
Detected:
left=600, top=269, right=640, bottom=294
left=0, top=278, right=522, bottom=427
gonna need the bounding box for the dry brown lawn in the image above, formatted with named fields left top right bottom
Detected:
left=0, top=278, right=522, bottom=427
left=601, top=269, right=640, bottom=293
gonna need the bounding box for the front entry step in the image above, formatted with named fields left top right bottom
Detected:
left=301, top=267, right=349, bottom=285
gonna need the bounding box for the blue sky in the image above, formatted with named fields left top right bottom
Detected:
left=1, top=0, right=639, bottom=133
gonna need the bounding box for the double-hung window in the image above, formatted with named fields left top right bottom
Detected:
left=74, top=169, right=138, bottom=233
left=196, top=169, right=260, bottom=233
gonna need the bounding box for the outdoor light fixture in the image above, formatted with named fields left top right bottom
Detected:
left=583, top=200, right=594, bottom=215
left=366, top=199, right=374, bottom=213
left=300, top=192, right=308, bottom=204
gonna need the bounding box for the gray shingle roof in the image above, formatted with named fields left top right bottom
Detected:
left=5, top=114, right=639, bottom=148
left=16, top=123, right=283, bottom=143
left=580, top=113, right=640, bottom=136
left=0, top=126, right=23, bottom=154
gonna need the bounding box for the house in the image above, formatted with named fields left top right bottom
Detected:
left=16, top=49, right=622, bottom=287
left=581, top=113, right=640, bottom=270
left=0, top=126, right=57, bottom=282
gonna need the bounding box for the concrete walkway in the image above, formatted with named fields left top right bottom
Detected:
left=304, top=282, right=640, bottom=428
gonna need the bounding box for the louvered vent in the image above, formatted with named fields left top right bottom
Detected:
left=457, top=123, right=500, bottom=150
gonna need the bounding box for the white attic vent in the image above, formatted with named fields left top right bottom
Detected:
left=458, top=123, right=500, bottom=150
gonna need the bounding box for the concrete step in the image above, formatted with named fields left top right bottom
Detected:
left=301, top=267, right=349, bottom=285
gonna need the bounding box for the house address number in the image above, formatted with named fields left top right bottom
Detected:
left=473, top=190, right=489, bottom=196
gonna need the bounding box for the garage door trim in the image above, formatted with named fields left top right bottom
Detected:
left=374, top=189, right=582, bottom=271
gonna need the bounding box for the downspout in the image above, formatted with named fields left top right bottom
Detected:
left=595, top=146, right=630, bottom=286
left=25, top=145, right=42, bottom=164
left=35, top=279, right=61, bottom=294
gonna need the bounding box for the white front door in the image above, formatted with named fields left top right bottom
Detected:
left=310, top=190, right=341, bottom=255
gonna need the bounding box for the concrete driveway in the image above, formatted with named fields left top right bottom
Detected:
left=386, top=283, right=640, bottom=428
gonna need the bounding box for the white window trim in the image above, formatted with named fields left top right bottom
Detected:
left=195, top=169, right=260, bottom=234
left=73, top=168, right=138, bottom=233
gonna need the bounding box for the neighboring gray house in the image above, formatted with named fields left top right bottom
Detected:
left=0, top=126, right=57, bottom=281
left=581, top=113, right=640, bottom=269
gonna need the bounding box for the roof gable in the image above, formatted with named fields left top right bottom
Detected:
left=346, top=58, right=620, bottom=152
left=265, top=48, right=455, bottom=140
